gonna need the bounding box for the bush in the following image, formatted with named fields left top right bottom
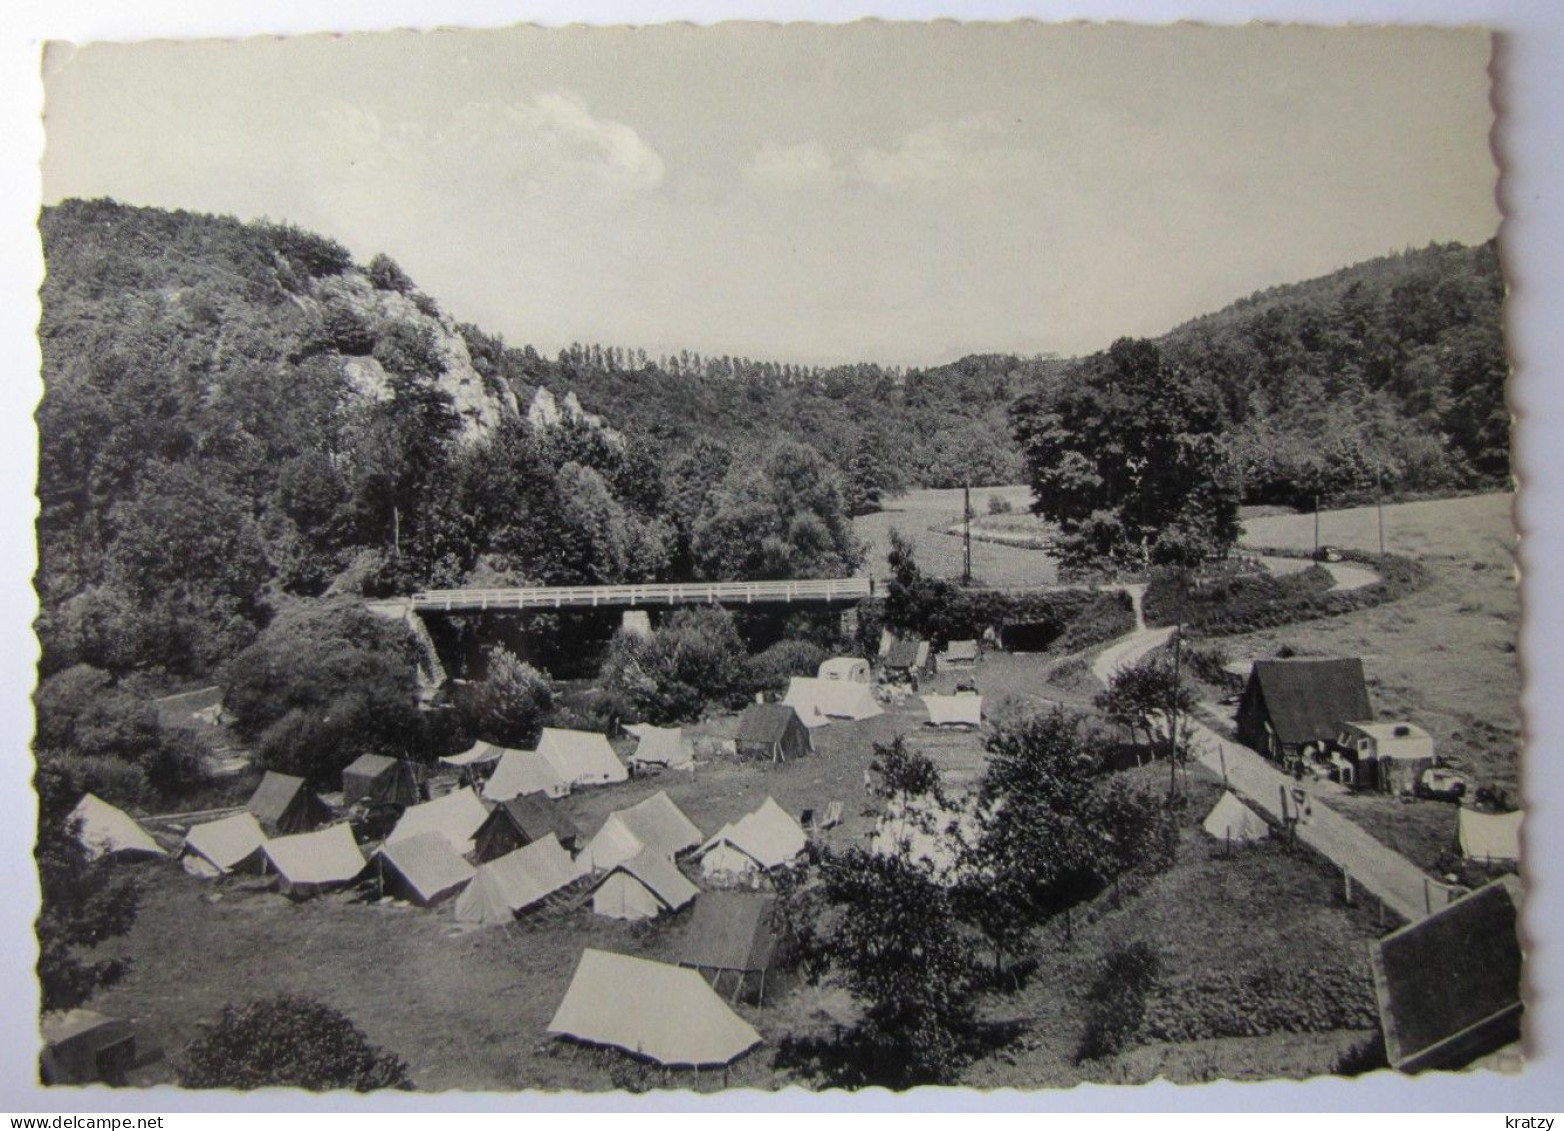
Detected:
left=1076, top=941, right=1162, bottom=1062
left=456, top=648, right=553, bottom=747
left=598, top=606, right=751, bottom=724
left=178, top=995, right=412, bottom=1091
left=747, top=638, right=829, bottom=696
left=987, top=494, right=1014, bottom=515
left=365, top=253, right=415, bottom=294
left=1140, top=965, right=1377, bottom=1042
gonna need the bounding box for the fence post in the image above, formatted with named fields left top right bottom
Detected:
left=1424, top=877, right=1432, bottom=916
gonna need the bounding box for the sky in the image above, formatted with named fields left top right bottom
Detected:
left=41, top=21, right=1500, bottom=367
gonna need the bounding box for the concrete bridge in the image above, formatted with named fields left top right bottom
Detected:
left=372, top=576, right=873, bottom=615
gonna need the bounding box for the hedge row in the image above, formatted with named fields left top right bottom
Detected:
left=1140, top=964, right=1378, bottom=1042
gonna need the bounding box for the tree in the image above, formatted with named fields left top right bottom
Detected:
left=869, top=736, right=944, bottom=808
left=1011, top=337, right=1239, bottom=570
left=1093, top=653, right=1196, bottom=798
left=598, top=606, right=750, bottom=723
left=177, top=996, right=412, bottom=1091
left=458, top=648, right=553, bottom=747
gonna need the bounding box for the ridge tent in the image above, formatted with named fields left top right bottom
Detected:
left=938, top=640, right=979, bottom=670
left=440, top=740, right=506, bottom=770
left=1457, top=808, right=1522, bottom=864
left=68, top=794, right=165, bottom=862
left=341, top=754, right=423, bottom=808
left=547, top=949, right=762, bottom=1069
left=246, top=771, right=332, bottom=835
left=387, top=788, right=489, bottom=856
left=473, top=794, right=583, bottom=862
left=262, top=823, right=365, bottom=899
left=626, top=725, right=696, bottom=772
left=884, top=637, right=932, bottom=678
left=482, top=748, right=571, bottom=802
left=181, top=812, right=268, bottom=877
left=374, top=830, right=476, bottom=907
left=733, top=703, right=812, bottom=763
left=589, top=847, right=699, bottom=921
left=578, top=791, right=704, bottom=873
left=678, top=892, right=785, bottom=1004
left=536, top=728, right=628, bottom=789
left=817, top=657, right=871, bottom=684
left=695, top=797, right=807, bottom=884
left=921, top=694, right=983, bottom=729
left=455, top=833, right=581, bottom=926
left=783, top=677, right=883, bottom=728
left=1201, top=791, right=1270, bottom=844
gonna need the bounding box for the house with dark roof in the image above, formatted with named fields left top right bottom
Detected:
left=734, top=703, right=813, bottom=763
left=1369, top=876, right=1523, bottom=1073
left=246, top=771, right=332, bottom=835
left=1235, top=658, right=1372, bottom=763
left=473, top=794, right=584, bottom=863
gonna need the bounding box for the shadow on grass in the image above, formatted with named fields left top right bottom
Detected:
left=772, top=1016, right=1030, bottom=1090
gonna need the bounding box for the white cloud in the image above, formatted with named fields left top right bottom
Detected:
left=855, top=113, right=1020, bottom=190
left=743, top=140, right=839, bottom=187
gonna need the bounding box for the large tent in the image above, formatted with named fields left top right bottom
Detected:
left=921, top=694, right=983, bottom=729
left=1201, top=791, right=1270, bottom=844
left=246, top=771, right=332, bottom=835
left=678, top=892, right=786, bottom=1004
left=341, top=754, right=423, bottom=808
left=473, top=794, right=583, bottom=862
left=626, top=725, right=696, bottom=772
left=783, top=677, right=883, bottom=728
left=817, top=657, right=870, bottom=684
left=482, top=748, right=571, bottom=802
left=455, top=833, right=581, bottom=926
left=547, top=949, right=762, bottom=1069
left=68, top=794, right=165, bottom=862
left=440, top=740, right=506, bottom=770
left=1458, top=808, right=1522, bottom=864
left=694, top=797, right=806, bottom=884
left=536, top=728, right=628, bottom=788
left=589, top=847, right=699, bottom=921
left=578, top=791, right=704, bottom=873
left=181, top=811, right=268, bottom=877
left=374, top=831, right=476, bottom=907
left=387, top=788, right=490, bottom=856
left=262, top=823, right=366, bottom=899
left=733, top=703, right=812, bottom=763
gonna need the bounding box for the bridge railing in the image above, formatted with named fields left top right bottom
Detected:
left=409, top=577, right=873, bottom=612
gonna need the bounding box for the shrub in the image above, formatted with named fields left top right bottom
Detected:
left=1076, top=941, right=1162, bottom=1062
left=598, top=606, right=751, bottom=724
left=987, top=494, right=1014, bottom=515
left=456, top=648, right=553, bottom=747
left=178, top=996, right=412, bottom=1091
left=747, top=638, right=829, bottom=696
left=365, top=253, right=415, bottom=294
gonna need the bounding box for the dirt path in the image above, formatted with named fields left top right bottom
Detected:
left=1255, top=555, right=1379, bottom=593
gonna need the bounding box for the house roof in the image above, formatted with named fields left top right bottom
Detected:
left=1249, top=658, right=1373, bottom=746
left=679, top=892, right=782, bottom=973
left=387, top=788, right=489, bottom=855
left=697, top=796, right=806, bottom=872
left=596, top=847, right=699, bottom=913
left=547, top=949, right=762, bottom=1068
left=456, top=833, right=580, bottom=924
left=246, top=771, right=311, bottom=825
left=376, top=830, right=476, bottom=904
left=262, top=823, right=365, bottom=886
left=69, top=794, right=165, bottom=861
left=735, top=703, right=804, bottom=746
left=1370, top=877, right=1523, bottom=1072
left=489, top=794, right=582, bottom=846
left=184, top=811, right=268, bottom=872
left=482, top=749, right=570, bottom=802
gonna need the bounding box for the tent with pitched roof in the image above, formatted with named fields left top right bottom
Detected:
left=783, top=677, right=883, bottom=728
left=921, top=694, right=983, bottom=729
left=387, top=788, right=489, bottom=856
left=262, top=823, right=365, bottom=899
left=374, top=831, right=476, bottom=907
left=536, top=728, right=628, bottom=789
left=626, top=725, right=696, bottom=771
left=578, top=791, right=704, bottom=873
left=547, top=949, right=762, bottom=1068
left=589, top=847, right=699, bottom=921
left=246, top=771, right=332, bottom=835
left=69, top=794, right=165, bottom=862
left=937, top=639, right=979, bottom=669
left=440, top=739, right=507, bottom=770
left=473, top=794, right=582, bottom=862
left=678, top=892, right=786, bottom=1004
left=1458, top=808, right=1522, bottom=864
left=341, top=754, right=423, bottom=808
left=455, top=834, right=582, bottom=926
left=482, top=748, right=571, bottom=802
left=694, top=797, right=806, bottom=884
left=1201, top=791, right=1270, bottom=844
left=181, top=812, right=268, bottom=877
left=733, top=703, right=812, bottom=763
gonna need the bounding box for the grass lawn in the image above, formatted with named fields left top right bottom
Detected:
left=854, top=486, right=1058, bottom=587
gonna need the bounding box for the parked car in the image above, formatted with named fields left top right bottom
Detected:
left=1313, top=545, right=1343, bottom=563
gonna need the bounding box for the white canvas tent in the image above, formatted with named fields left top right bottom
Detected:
left=578, top=791, right=704, bottom=873
left=817, top=657, right=871, bottom=684
left=921, top=694, right=983, bottom=728
left=1458, top=808, right=1522, bottom=864
left=440, top=740, right=506, bottom=769
left=262, top=823, right=365, bottom=898
left=537, top=728, right=628, bottom=788
left=626, top=725, right=696, bottom=771
left=1201, top=791, right=1270, bottom=844
left=455, top=833, right=580, bottom=926
left=695, top=797, right=807, bottom=883
left=375, top=830, right=476, bottom=906
left=387, top=788, right=489, bottom=856
left=482, top=748, right=571, bottom=802
left=547, top=949, right=762, bottom=1068
left=69, top=794, right=165, bottom=862
left=182, top=812, right=268, bottom=877
left=590, top=848, right=699, bottom=921
left=783, top=677, right=883, bottom=728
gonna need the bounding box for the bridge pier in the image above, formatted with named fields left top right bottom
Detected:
left=621, top=609, right=653, bottom=639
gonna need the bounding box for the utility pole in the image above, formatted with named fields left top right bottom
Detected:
left=1169, top=623, right=1183, bottom=800
left=1375, top=466, right=1386, bottom=556
left=1313, top=494, right=1320, bottom=560
left=962, top=484, right=973, bottom=586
